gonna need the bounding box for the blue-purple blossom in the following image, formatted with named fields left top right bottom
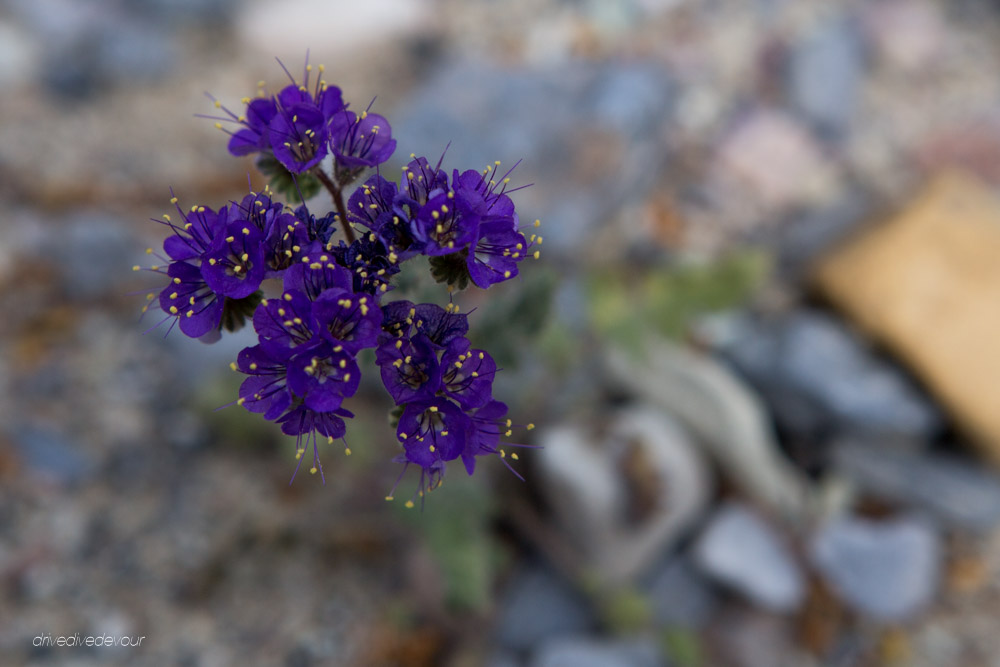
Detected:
left=376, top=333, right=442, bottom=405
left=313, top=288, right=382, bottom=352
left=142, top=58, right=542, bottom=492
left=330, top=110, right=396, bottom=173
left=441, top=339, right=496, bottom=409
left=396, top=398, right=470, bottom=469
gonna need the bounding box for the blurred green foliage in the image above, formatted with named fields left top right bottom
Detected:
left=586, top=251, right=769, bottom=352
left=396, top=472, right=500, bottom=611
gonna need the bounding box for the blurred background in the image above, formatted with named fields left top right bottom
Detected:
left=3, top=0, right=1000, bottom=665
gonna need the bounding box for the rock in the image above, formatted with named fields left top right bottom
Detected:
left=713, top=309, right=942, bottom=444
left=392, top=61, right=675, bottom=253
left=9, top=427, right=95, bottom=485
left=776, top=185, right=875, bottom=280
left=915, top=115, right=1000, bottom=187
left=494, top=564, right=597, bottom=653
left=641, top=553, right=718, bottom=629
left=47, top=213, right=142, bottom=300
left=531, top=637, right=663, bottom=667
left=863, top=0, right=945, bottom=72
left=707, top=606, right=801, bottom=667
left=815, top=172, right=1000, bottom=461
left=238, top=0, right=432, bottom=59
left=713, top=109, right=836, bottom=211
left=605, top=339, right=810, bottom=518
left=0, top=21, right=39, bottom=88
left=833, top=441, right=1000, bottom=532
left=788, top=13, right=866, bottom=138
left=693, top=502, right=805, bottom=613
left=810, top=515, right=941, bottom=621
left=536, top=406, right=712, bottom=584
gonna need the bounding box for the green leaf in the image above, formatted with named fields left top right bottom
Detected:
left=220, top=290, right=264, bottom=333
left=428, top=251, right=471, bottom=290
left=255, top=154, right=320, bottom=203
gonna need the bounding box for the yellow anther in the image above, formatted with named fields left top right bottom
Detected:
left=405, top=500, right=414, bottom=508
left=527, top=423, right=535, bottom=430
left=429, top=406, right=439, bottom=413
left=534, top=250, right=541, bottom=259
left=511, top=453, right=520, bottom=460
left=169, top=305, right=178, bottom=314
left=170, top=197, right=179, bottom=204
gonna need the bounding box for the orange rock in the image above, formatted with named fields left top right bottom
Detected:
left=815, top=172, right=1000, bottom=460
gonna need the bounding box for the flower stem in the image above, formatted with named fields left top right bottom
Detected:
left=314, top=169, right=356, bottom=244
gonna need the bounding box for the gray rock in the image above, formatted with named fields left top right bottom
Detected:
left=393, top=61, right=674, bottom=253
left=537, top=407, right=713, bottom=584
left=717, top=309, right=942, bottom=443
left=605, top=339, right=810, bottom=518
left=810, top=515, right=941, bottom=621
left=10, top=427, right=96, bottom=485
left=833, top=441, right=1000, bottom=531
left=494, top=565, right=597, bottom=653
left=776, top=185, right=874, bottom=280
left=531, top=637, right=664, bottom=667
left=788, top=13, right=866, bottom=138
left=693, top=503, right=805, bottom=612
left=47, top=213, right=141, bottom=300
left=642, top=554, right=718, bottom=629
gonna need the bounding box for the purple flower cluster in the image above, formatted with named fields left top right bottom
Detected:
left=140, top=58, right=539, bottom=499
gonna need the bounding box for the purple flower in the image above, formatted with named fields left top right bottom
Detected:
left=376, top=333, right=442, bottom=405
left=286, top=344, right=361, bottom=412
left=282, top=243, right=354, bottom=300
left=237, top=344, right=292, bottom=420
left=329, top=235, right=401, bottom=297
left=161, top=203, right=228, bottom=262
left=270, top=102, right=329, bottom=173
left=412, top=192, right=479, bottom=256
left=221, top=62, right=346, bottom=174
left=227, top=97, right=278, bottom=157
left=158, top=261, right=224, bottom=338
left=466, top=217, right=529, bottom=288
left=399, top=154, right=449, bottom=208
left=452, top=166, right=518, bottom=217
left=313, top=288, right=382, bottom=352
left=201, top=221, right=267, bottom=299
left=461, top=399, right=509, bottom=475
left=330, top=110, right=396, bottom=173
left=441, top=338, right=496, bottom=409
left=412, top=303, right=469, bottom=347
left=277, top=403, right=351, bottom=439
left=346, top=174, right=399, bottom=231
left=252, top=290, right=318, bottom=358
left=396, top=398, right=469, bottom=468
